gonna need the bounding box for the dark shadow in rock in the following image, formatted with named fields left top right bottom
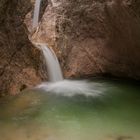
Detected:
left=20, top=84, right=27, bottom=91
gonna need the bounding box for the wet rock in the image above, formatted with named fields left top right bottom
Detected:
left=2, top=0, right=140, bottom=95
left=0, top=0, right=47, bottom=95
left=30, top=0, right=140, bottom=80
left=57, top=0, right=140, bottom=79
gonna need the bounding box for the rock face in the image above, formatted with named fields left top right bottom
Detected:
left=27, top=0, right=140, bottom=79
left=0, top=0, right=46, bottom=96
left=32, top=0, right=140, bottom=79
left=1, top=0, right=140, bottom=95
left=25, top=0, right=58, bottom=50
left=56, top=0, right=140, bottom=79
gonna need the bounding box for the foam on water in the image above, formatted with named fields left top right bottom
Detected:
left=36, top=80, right=105, bottom=97
left=35, top=43, right=104, bottom=97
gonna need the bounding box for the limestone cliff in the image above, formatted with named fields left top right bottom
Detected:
left=0, top=0, right=47, bottom=96
left=1, top=0, right=140, bottom=96
left=57, top=0, right=140, bottom=79
left=32, top=0, right=140, bottom=79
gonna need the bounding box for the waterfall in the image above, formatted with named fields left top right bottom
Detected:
left=33, top=0, right=41, bottom=28
left=36, top=43, right=63, bottom=82
left=33, top=0, right=63, bottom=82
left=32, top=0, right=103, bottom=98
left=35, top=43, right=104, bottom=97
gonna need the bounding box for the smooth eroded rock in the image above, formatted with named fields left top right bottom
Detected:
left=0, top=0, right=47, bottom=95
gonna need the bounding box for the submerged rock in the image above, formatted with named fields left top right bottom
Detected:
left=57, top=0, right=140, bottom=79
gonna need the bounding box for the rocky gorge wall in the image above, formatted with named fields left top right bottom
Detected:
left=0, top=0, right=48, bottom=96
left=28, top=0, right=140, bottom=80
left=56, top=0, right=140, bottom=79
left=1, top=0, right=140, bottom=95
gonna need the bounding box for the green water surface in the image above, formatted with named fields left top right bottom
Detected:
left=0, top=78, right=140, bottom=140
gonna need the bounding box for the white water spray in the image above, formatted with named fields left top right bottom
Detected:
left=33, top=0, right=41, bottom=28
left=35, top=43, right=104, bottom=97
left=33, top=1, right=104, bottom=97
left=36, top=43, right=63, bottom=82
left=37, top=80, right=105, bottom=97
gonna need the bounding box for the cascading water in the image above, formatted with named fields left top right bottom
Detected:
left=0, top=1, right=139, bottom=140
left=36, top=43, right=63, bottom=82
left=33, top=0, right=103, bottom=97
left=33, top=0, right=41, bottom=28
left=35, top=43, right=104, bottom=97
